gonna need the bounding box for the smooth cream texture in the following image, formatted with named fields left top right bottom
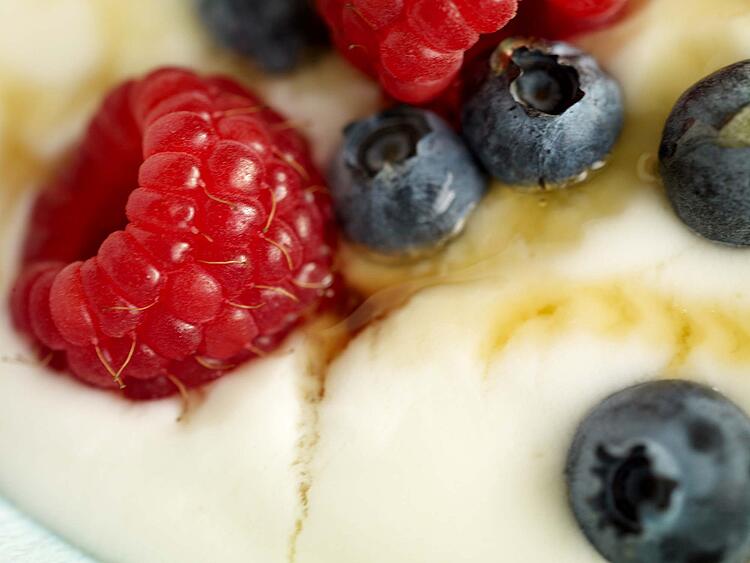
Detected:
left=1, top=1, right=750, bottom=562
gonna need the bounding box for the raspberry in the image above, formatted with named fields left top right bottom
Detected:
left=11, top=68, right=336, bottom=400
left=544, top=0, right=629, bottom=36
left=477, top=0, right=629, bottom=47
left=316, top=0, right=518, bottom=103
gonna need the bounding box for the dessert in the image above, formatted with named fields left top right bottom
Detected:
left=0, top=0, right=749, bottom=562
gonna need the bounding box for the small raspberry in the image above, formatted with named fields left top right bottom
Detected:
left=316, top=0, right=518, bottom=104
left=11, top=68, right=337, bottom=400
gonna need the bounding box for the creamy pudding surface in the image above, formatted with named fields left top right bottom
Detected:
left=1, top=0, right=750, bottom=562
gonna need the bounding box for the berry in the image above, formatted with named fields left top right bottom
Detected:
left=11, top=67, right=336, bottom=400
left=566, top=380, right=750, bottom=563
left=462, top=38, right=623, bottom=188
left=329, top=106, right=486, bottom=256
left=316, top=0, right=518, bottom=104
left=524, top=0, right=629, bottom=38
left=659, top=60, right=750, bottom=246
left=544, top=0, right=629, bottom=35
left=196, top=0, right=329, bottom=73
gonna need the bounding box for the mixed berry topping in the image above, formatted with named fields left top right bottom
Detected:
left=10, top=1, right=638, bottom=398
left=659, top=60, right=750, bottom=245
left=566, top=380, right=750, bottom=563
left=11, top=68, right=336, bottom=399
left=329, top=106, right=486, bottom=255
left=196, top=0, right=329, bottom=73
left=462, top=38, right=624, bottom=188
left=316, top=0, right=518, bottom=103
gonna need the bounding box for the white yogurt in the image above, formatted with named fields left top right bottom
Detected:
left=0, top=0, right=749, bottom=562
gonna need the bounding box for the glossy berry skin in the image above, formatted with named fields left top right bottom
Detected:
left=659, top=61, right=750, bottom=246
left=329, top=106, right=486, bottom=256
left=196, top=0, right=328, bottom=73
left=512, top=0, right=630, bottom=39
left=544, top=0, right=629, bottom=36
left=316, top=0, right=518, bottom=103
left=11, top=68, right=336, bottom=400
left=462, top=38, right=623, bottom=188
left=566, top=380, right=750, bottom=563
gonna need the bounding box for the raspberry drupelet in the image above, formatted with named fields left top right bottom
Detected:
left=316, top=0, right=518, bottom=104
left=11, top=68, right=337, bottom=400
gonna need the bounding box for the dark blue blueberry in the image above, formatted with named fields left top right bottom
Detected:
left=196, top=0, right=328, bottom=73
left=461, top=38, right=624, bottom=188
left=329, top=106, right=487, bottom=256
left=566, top=380, right=750, bottom=563
left=659, top=60, right=750, bottom=246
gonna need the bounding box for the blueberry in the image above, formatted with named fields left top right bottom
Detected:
left=329, top=106, right=487, bottom=256
left=461, top=38, right=624, bottom=188
left=566, top=380, right=750, bottom=563
left=196, top=0, right=328, bottom=73
left=659, top=61, right=750, bottom=246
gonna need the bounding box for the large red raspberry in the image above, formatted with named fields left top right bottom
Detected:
left=11, top=68, right=336, bottom=400
left=317, top=0, right=518, bottom=104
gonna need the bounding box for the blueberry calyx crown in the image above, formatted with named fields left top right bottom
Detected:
left=592, top=443, right=678, bottom=537
left=493, top=41, right=585, bottom=116
left=355, top=110, right=431, bottom=177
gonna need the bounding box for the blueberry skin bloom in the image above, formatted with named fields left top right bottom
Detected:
left=329, top=107, right=487, bottom=256
left=566, top=380, right=750, bottom=563
left=462, top=38, right=624, bottom=188
left=659, top=61, right=750, bottom=246
left=196, top=0, right=328, bottom=73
